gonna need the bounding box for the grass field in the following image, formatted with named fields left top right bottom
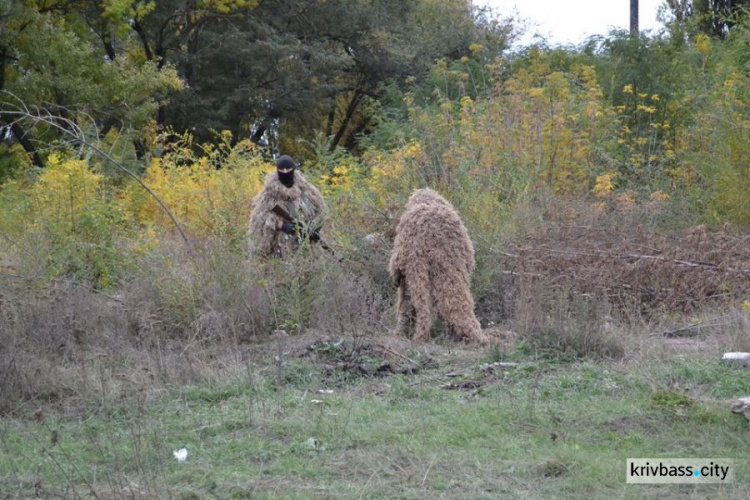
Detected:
left=1, top=329, right=749, bottom=499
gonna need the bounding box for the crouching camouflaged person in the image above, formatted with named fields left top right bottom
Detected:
left=248, top=155, right=328, bottom=259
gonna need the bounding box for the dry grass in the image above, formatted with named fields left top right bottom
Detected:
left=0, top=232, right=398, bottom=415
left=1, top=195, right=748, bottom=416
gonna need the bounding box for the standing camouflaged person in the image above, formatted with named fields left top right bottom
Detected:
left=389, top=188, right=488, bottom=344
left=248, top=155, right=328, bottom=258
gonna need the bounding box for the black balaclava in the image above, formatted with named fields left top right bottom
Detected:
left=276, top=155, right=296, bottom=188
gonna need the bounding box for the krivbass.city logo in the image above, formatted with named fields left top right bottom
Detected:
left=626, top=459, right=734, bottom=484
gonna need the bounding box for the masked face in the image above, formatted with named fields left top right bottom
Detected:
left=277, top=167, right=295, bottom=188
left=276, top=155, right=296, bottom=188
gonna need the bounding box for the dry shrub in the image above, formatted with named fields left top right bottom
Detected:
left=0, top=253, right=278, bottom=414
left=513, top=276, right=626, bottom=360
left=258, top=244, right=393, bottom=338
left=507, top=197, right=750, bottom=321
left=0, top=208, right=399, bottom=414
left=0, top=278, right=205, bottom=415
left=309, top=264, right=389, bottom=337
left=0, top=278, right=130, bottom=413
left=122, top=231, right=395, bottom=343
left=123, top=236, right=275, bottom=343
left=476, top=194, right=748, bottom=359
left=0, top=279, right=128, bottom=357
left=472, top=243, right=517, bottom=326
left=724, top=308, right=750, bottom=352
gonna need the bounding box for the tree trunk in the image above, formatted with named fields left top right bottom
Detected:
left=10, top=122, right=44, bottom=168
left=102, top=30, right=116, bottom=61
left=329, top=89, right=362, bottom=152
left=131, top=19, right=154, bottom=62
left=133, top=138, right=148, bottom=160
left=630, top=0, right=639, bottom=37
left=343, top=116, right=370, bottom=152
left=0, top=47, right=43, bottom=167
left=325, top=104, right=335, bottom=139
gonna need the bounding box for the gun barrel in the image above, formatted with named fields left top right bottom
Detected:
left=271, top=205, right=294, bottom=221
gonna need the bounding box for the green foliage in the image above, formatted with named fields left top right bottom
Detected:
left=662, top=0, right=750, bottom=38
left=0, top=143, right=28, bottom=181
left=679, top=23, right=750, bottom=225
left=360, top=23, right=750, bottom=227
left=0, top=0, right=511, bottom=162
left=0, top=6, right=181, bottom=180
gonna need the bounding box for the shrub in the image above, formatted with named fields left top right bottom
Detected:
left=0, top=154, right=131, bottom=288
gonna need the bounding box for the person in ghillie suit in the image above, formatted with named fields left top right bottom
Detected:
left=389, top=188, right=488, bottom=344
left=248, top=155, right=328, bottom=258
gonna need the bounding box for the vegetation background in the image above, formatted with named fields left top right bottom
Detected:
left=1, top=0, right=749, bottom=497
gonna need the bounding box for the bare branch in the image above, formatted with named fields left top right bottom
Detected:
left=656, top=322, right=728, bottom=338
left=516, top=245, right=750, bottom=274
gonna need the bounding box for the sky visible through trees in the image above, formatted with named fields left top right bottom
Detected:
left=481, top=0, right=665, bottom=44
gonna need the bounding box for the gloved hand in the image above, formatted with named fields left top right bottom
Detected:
left=280, top=221, right=296, bottom=235
left=309, top=230, right=321, bottom=243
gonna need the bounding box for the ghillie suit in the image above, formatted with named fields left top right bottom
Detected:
left=248, top=156, right=328, bottom=259
left=389, top=188, right=488, bottom=344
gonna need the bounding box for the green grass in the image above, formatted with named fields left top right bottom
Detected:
left=2, top=350, right=749, bottom=499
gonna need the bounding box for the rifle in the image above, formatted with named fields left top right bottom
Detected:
left=271, top=205, right=333, bottom=254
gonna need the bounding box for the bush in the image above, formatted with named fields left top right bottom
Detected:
left=0, top=154, right=132, bottom=288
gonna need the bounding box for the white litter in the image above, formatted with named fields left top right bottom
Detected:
left=173, top=448, right=188, bottom=461
left=722, top=352, right=750, bottom=367
left=722, top=352, right=750, bottom=360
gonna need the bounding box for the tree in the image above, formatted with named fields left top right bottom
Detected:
left=154, top=0, right=509, bottom=155
left=0, top=0, right=511, bottom=167
left=0, top=1, right=183, bottom=167
left=661, top=0, right=750, bottom=38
